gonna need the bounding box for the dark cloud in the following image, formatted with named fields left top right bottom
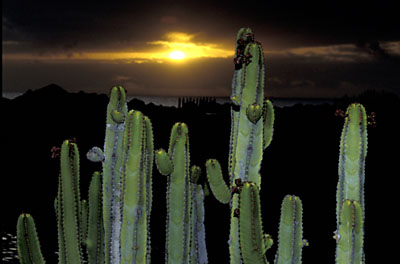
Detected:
left=3, top=0, right=399, bottom=51
left=3, top=0, right=400, bottom=97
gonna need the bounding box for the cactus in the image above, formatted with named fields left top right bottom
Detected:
left=237, top=182, right=268, bottom=264
left=336, top=200, right=364, bottom=264
left=56, top=140, right=83, bottom=264
left=155, top=122, right=193, bottom=264
left=189, top=166, right=208, bottom=264
left=86, top=172, right=105, bottom=264
left=102, top=85, right=128, bottom=264
left=120, top=110, right=154, bottom=263
left=335, top=103, right=367, bottom=263
left=17, top=213, right=45, bottom=264
left=275, top=195, right=307, bottom=264
left=17, top=86, right=155, bottom=264
left=206, top=28, right=276, bottom=264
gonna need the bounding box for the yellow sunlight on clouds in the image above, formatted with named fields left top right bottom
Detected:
left=3, top=32, right=233, bottom=64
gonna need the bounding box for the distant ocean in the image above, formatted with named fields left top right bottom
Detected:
left=2, top=92, right=334, bottom=108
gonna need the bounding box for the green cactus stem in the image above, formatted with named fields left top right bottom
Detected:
left=56, top=140, right=83, bottom=264
left=80, top=200, right=88, bottom=246
left=238, top=182, right=268, bottom=264
left=336, top=103, right=367, bottom=264
left=335, top=200, right=364, bottom=264
left=86, top=171, right=105, bottom=264
left=206, top=28, right=275, bottom=264
left=156, top=122, right=192, bottom=264
left=336, top=103, right=367, bottom=223
left=189, top=166, right=208, bottom=264
left=102, top=85, right=128, bottom=264
left=120, top=110, right=154, bottom=264
left=205, top=159, right=231, bottom=204
left=155, top=149, right=173, bottom=175
left=275, top=195, right=307, bottom=264
left=17, top=213, right=46, bottom=264
left=263, top=100, right=274, bottom=149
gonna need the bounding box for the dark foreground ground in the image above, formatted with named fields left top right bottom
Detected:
left=2, top=85, right=399, bottom=263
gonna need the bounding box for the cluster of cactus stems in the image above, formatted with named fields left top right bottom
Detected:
left=16, top=28, right=368, bottom=264
left=154, top=123, right=208, bottom=264
left=205, top=27, right=309, bottom=264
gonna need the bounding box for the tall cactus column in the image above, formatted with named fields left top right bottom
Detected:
left=335, top=103, right=367, bottom=264
left=120, top=110, right=154, bottom=263
left=102, top=86, right=127, bottom=264
left=206, top=28, right=275, bottom=264
left=56, top=140, right=83, bottom=264
left=155, top=122, right=192, bottom=264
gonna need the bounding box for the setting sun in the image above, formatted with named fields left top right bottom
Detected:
left=169, top=50, right=185, bottom=60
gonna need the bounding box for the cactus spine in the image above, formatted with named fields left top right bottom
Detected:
left=17, top=213, right=45, bottom=264
left=335, top=103, right=367, bottom=263
left=206, top=28, right=276, bottom=264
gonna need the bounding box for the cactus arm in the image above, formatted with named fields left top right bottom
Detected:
left=102, top=86, right=127, bottom=264
left=86, top=171, right=105, bottom=264
left=336, top=200, right=364, bottom=264
left=263, top=100, right=274, bottom=150
left=155, top=149, right=174, bottom=175
left=205, top=159, right=231, bottom=204
left=238, top=182, right=268, bottom=264
left=275, top=195, right=306, bottom=264
left=17, top=213, right=45, bottom=264
left=58, top=140, right=83, bottom=263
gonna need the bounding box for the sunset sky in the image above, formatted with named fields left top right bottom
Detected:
left=3, top=0, right=400, bottom=98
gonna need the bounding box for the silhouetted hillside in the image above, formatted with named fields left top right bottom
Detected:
left=2, top=85, right=399, bottom=263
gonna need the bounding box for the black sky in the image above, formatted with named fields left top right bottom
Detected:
left=3, top=0, right=400, bottom=97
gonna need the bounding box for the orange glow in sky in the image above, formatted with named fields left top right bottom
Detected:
left=3, top=32, right=234, bottom=63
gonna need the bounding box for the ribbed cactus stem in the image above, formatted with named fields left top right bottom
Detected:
left=335, top=200, right=364, bottom=264
left=80, top=200, right=88, bottom=246
left=336, top=103, right=367, bottom=264
left=156, top=122, right=192, bottom=264
left=120, top=110, right=154, bottom=263
left=205, top=28, right=274, bottom=264
left=205, top=159, right=231, bottom=204
left=56, top=140, right=83, bottom=264
left=263, top=100, right=274, bottom=150
left=86, top=171, right=105, bottom=264
left=275, top=195, right=307, bottom=264
left=336, top=103, right=367, bottom=223
left=102, top=85, right=127, bottom=264
left=190, top=166, right=208, bottom=264
left=17, top=213, right=45, bottom=264
left=238, top=182, right=268, bottom=264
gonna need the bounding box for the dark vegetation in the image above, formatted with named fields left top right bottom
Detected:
left=2, top=84, right=399, bottom=263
